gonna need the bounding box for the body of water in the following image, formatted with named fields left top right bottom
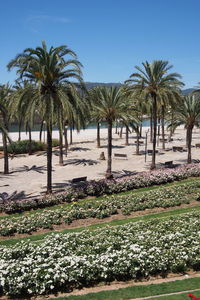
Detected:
left=8, top=119, right=151, bottom=133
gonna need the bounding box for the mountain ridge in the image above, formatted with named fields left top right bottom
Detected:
left=85, top=82, right=195, bottom=94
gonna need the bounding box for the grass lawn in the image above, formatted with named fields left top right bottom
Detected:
left=49, top=277, right=200, bottom=300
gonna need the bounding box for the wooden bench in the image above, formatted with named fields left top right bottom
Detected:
left=196, top=144, right=200, bottom=148
left=134, top=141, right=144, bottom=144
left=172, top=146, right=183, bottom=152
left=164, top=160, right=173, bottom=168
left=147, top=150, right=158, bottom=155
left=71, top=176, right=87, bottom=184
left=114, top=153, right=127, bottom=159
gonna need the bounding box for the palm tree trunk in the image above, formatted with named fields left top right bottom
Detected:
left=115, top=121, right=118, bottom=134
left=161, top=106, right=165, bottom=150
left=150, top=109, right=153, bottom=143
left=139, top=116, right=143, bottom=138
left=125, top=125, right=129, bottom=145
left=2, top=132, right=9, bottom=174
left=63, top=126, right=68, bottom=156
left=157, top=117, right=160, bottom=147
left=169, top=111, right=174, bottom=141
left=47, top=124, right=52, bottom=194
left=18, top=120, right=22, bottom=142
left=70, top=127, right=73, bottom=145
left=136, top=126, right=140, bottom=155
left=58, top=125, right=64, bottom=166
left=106, top=120, right=113, bottom=179
left=39, top=120, right=44, bottom=142
left=120, top=124, right=123, bottom=138
left=28, top=126, right=32, bottom=155
left=97, top=122, right=101, bottom=148
left=151, top=93, right=157, bottom=169
left=187, top=126, right=193, bottom=164
left=157, top=118, right=160, bottom=135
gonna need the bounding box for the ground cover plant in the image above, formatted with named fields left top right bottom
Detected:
left=0, top=211, right=200, bottom=296
left=50, top=277, right=200, bottom=300
left=0, top=181, right=199, bottom=237
left=1, top=163, right=200, bottom=214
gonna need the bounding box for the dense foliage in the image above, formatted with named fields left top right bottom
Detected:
left=0, top=139, right=59, bottom=154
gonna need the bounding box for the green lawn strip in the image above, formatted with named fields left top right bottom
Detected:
left=1, top=203, right=200, bottom=247
left=0, top=176, right=200, bottom=221
left=49, top=277, right=200, bottom=300
left=151, top=291, right=200, bottom=300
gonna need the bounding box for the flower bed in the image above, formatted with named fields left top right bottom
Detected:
left=0, top=211, right=200, bottom=296
left=1, top=163, right=200, bottom=214
left=0, top=182, right=199, bottom=236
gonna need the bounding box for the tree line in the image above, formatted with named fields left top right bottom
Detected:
left=1, top=41, right=200, bottom=193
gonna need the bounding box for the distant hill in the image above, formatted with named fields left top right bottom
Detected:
left=85, top=82, right=122, bottom=90
left=182, top=88, right=195, bottom=95
left=85, top=82, right=194, bottom=95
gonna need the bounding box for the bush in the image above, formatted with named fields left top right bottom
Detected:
left=3, top=140, right=46, bottom=154
left=52, top=139, right=59, bottom=147
left=1, top=163, right=200, bottom=214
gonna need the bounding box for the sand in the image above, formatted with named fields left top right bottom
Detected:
left=0, top=126, right=200, bottom=197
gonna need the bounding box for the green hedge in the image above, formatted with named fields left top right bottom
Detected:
left=0, top=139, right=60, bottom=154
left=6, top=140, right=45, bottom=154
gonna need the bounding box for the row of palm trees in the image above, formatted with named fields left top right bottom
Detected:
left=1, top=41, right=200, bottom=193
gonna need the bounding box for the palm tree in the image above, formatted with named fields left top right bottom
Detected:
left=125, top=60, right=184, bottom=169
left=57, top=83, right=88, bottom=164
left=168, top=94, right=200, bottom=163
left=11, top=80, right=37, bottom=155
left=87, top=87, right=104, bottom=148
left=89, top=86, right=136, bottom=179
left=0, top=84, right=12, bottom=174
left=8, top=41, right=84, bottom=193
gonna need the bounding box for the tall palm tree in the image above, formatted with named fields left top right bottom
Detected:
left=168, top=94, right=200, bottom=164
left=89, top=86, right=137, bottom=179
left=0, top=84, right=12, bottom=174
left=125, top=60, right=184, bottom=169
left=11, top=80, right=37, bottom=155
left=8, top=41, right=84, bottom=193
left=57, top=83, right=88, bottom=165
left=87, top=87, right=104, bottom=148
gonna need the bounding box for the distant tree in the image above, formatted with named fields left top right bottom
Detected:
left=125, top=60, right=184, bottom=169
left=168, top=94, right=200, bottom=163
left=88, top=86, right=137, bottom=178
left=0, top=84, right=12, bottom=174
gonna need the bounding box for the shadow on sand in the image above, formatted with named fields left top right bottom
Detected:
left=69, top=147, right=91, bottom=152
left=64, top=159, right=99, bottom=166
left=11, top=165, right=47, bottom=174
left=0, top=190, right=28, bottom=203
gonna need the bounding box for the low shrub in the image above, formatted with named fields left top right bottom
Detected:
left=1, top=181, right=197, bottom=236
left=52, top=139, right=59, bottom=147
left=1, top=163, right=200, bottom=214
left=2, top=140, right=46, bottom=154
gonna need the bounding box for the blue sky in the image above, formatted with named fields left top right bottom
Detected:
left=0, top=0, right=200, bottom=88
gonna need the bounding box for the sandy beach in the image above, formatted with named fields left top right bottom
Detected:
left=0, top=126, right=200, bottom=197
